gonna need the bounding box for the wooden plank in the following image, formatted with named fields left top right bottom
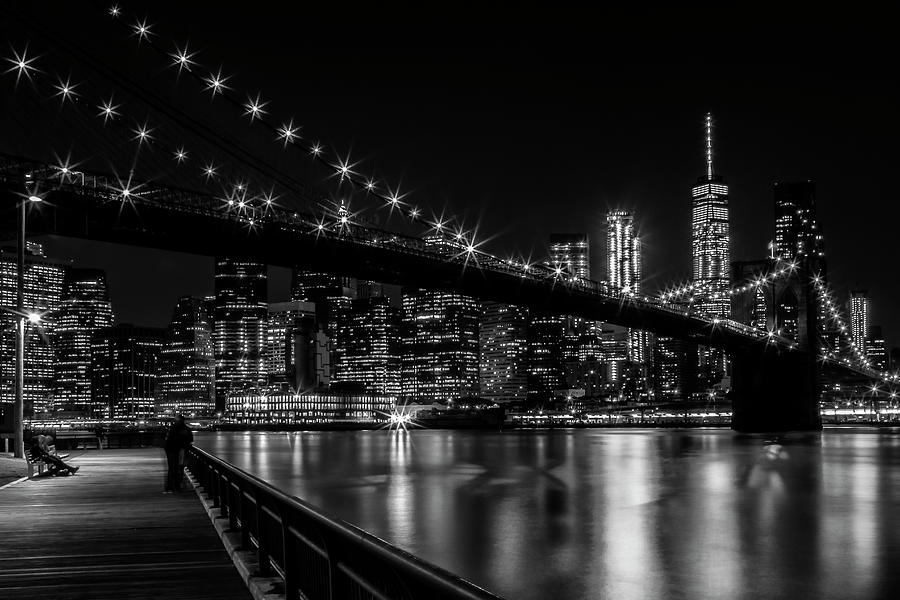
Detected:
left=0, top=449, right=251, bottom=599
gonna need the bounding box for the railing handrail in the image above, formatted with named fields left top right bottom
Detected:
left=187, top=445, right=505, bottom=600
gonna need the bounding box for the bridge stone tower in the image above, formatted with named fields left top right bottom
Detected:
left=730, top=258, right=822, bottom=432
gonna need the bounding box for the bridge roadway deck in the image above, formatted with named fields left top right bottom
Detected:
left=0, top=449, right=251, bottom=600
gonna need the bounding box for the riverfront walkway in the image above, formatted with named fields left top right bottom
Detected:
left=0, top=449, right=251, bottom=600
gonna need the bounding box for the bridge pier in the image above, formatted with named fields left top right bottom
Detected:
left=730, top=346, right=821, bottom=432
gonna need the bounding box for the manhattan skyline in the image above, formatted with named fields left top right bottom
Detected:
left=1, top=1, right=897, bottom=345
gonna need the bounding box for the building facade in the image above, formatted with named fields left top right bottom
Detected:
left=0, top=244, right=65, bottom=416
left=691, top=113, right=731, bottom=318
left=867, top=325, right=888, bottom=372
left=54, top=267, right=114, bottom=415
left=479, top=302, right=529, bottom=402
left=331, top=296, right=402, bottom=396
left=91, top=324, right=165, bottom=419
left=226, top=391, right=393, bottom=425
left=401, top=288, right=480, bottom=403
left=549, top=234, right=590, bottom=279
left=156, top=297, right=216, bottom=417
left=213, top=258, right=267, bottom=409
left=850, top=290, right=869, bottom=357
left=606, top=210, right=648, bottom=365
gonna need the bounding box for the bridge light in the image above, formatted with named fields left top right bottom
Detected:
left=27, top=312, right=41, bottom=324
left=28, top=195, right=43, bottom=203
left=310, top=143, right=323, bottom=156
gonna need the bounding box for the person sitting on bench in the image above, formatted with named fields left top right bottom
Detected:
left=29, top=435, right=79, bottom=476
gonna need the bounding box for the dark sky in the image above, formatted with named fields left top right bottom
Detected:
left=2, top=2, right=898, bottom=346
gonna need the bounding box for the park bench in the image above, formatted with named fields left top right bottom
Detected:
left=26, top=453, right=49, bottom=478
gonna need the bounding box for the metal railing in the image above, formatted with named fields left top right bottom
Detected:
left=185, top=446, right=504, bottom=600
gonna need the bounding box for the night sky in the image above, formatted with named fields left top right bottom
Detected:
left=2, top=2, right=898, bottom=347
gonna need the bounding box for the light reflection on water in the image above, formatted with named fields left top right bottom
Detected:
left=196, top=428, right=900, bottom=600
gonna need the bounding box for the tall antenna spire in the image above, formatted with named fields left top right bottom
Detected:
left=705, top=112, right=714, bottom=178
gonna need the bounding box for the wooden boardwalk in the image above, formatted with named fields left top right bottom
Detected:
left=0, top=449, right=251, bottom=600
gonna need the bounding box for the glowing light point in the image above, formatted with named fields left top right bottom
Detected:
left=170, top=43, right=198, bottom=74
left=132, top=17, right=153, bottom=41
left=53, top=75, right=79, bottom=103
left=277, top=119, right=300, bottom=147
left=365, top=179, right=376, bottom=191
left=203, top=67, right=231, bottom=98
left=174, top=147, right=188, bottom=163
left=27, top=312, right=41, bottom=324
left=203, top=163, right=218, bottom=179
left=243, top=92, right=268, bottom=122
left=310, top=143, right=323, bottom=156
left=97, top=98, right=120, bottom=124
left=4, top=46, right=39, bottom=85
left=132, top=122, right=154, bottom=145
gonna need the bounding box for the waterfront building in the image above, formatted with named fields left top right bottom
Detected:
left=0, top=244, right=65, bottom=415
left=265, top=301, right=317, bottom=390
left=480, top=302, right=529, bottom=402
left=401, top=288, right=480, bottom=403
left=225, top=391, right=393, bottom=425
left=156, top=297, right=216, bottom=417
left=331, top=296, right=401, bottom=395
left=53, top=267, right=114, bottom=415
left=652, top=336, right=698, bottom=400
left=91, top=324, right=165, bottom=419
left=213, top=258, right=267, bottom=410
left=527, top=311, right=567, bottom=399
left=867, top=325, right=888, bottom=372
left=850, top=290, right=869, bottom=357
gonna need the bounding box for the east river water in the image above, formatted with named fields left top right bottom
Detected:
left=195, top=428, right=900, bottom=599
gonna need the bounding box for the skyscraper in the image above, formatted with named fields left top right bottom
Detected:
left=157, top=297, right=216, bottom=417
left=606, top=212, right=641, bottom=292
left=867, top=325, right=888, bottom=372
left=850, top=290, right=869, bottom=357
left=401, top=288, right=480, bottom=403
left=0, top=244, right=65, bottom=416
left=91, top=324, right=164, bottom=419
left=773, top=181, right=825, bottom=261
left=54, top=268, right=114, bottom=415
left=527, top=312, right=567, bottom=399
left=214, top=258, right=267, bottom=409
left=480, top=302, right=529, bottom=402
left=332, top=296, right=402, bottom=395
left=691, top=113, right=731, bottom=318
left=606, top=210, right=647, bottom=364
left=549, top=234, right=590, bottom=279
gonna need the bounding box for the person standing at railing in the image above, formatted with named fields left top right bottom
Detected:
left=163, top=415, right=193, bottom=494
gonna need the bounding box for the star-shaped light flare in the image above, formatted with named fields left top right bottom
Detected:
left=170, top=43, right=198, bottom=74
left=109, top=5, right=121, bottom=18
left=97, top=97, right=120, bottom=124
left=202, top=163, right=218, bottom=180
left=334, top=154, right=357, bottom=183
left=174, top=147, right=188, bottom=163
left=243, top=93, right=268, bottom=122
left=310, top=143, right=323, bottom=157
left=277, top=119, right=300, bottom=147
left=4, top=46, right=39, bottom=86
left=132, top=121, right=154, bottom=146
left=53, top=75, right=79, bottom=104
left=132, top=18, right=153, bottom=42
left=203, top=67, right=231, bottom=98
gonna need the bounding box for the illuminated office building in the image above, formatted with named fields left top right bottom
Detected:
left=549, top=234, right=590, bottom=279
left=0, top=244, right=65, bottom=416
left=290, top=270, right=355, bottom=326
left=332, top=296, right=401, bottom=395
left=157, top=297, right=215, bottom=417
left=401, top=288, right=480, bottom=403
left=606, top=210, right=648, bottom=364
left=691, top=113, right=731, bottom=318
left=850, top=290, right=869, bottom=357
left=54, top=268, right=114, bottom=415
left=213, top=258, right=267, bottom=409
left=480, top=302, right=529, bottom=402
left=867, top=326, right=888, bottom=372
left=527, top=311, right=567, bottom=399
left=773, top=181, right=824, bottom=261
left=652, top=336, right=697, bottom=400
left=91, top=324, right=164, bottom=419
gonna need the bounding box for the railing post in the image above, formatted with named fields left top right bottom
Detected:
left=228, top=480, right=238, bottom=530
left=281, top=515, right=299, bottom=600
left=240, top=488, right=251, bottom=550
left=256, top=494, right=272, bottom=577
